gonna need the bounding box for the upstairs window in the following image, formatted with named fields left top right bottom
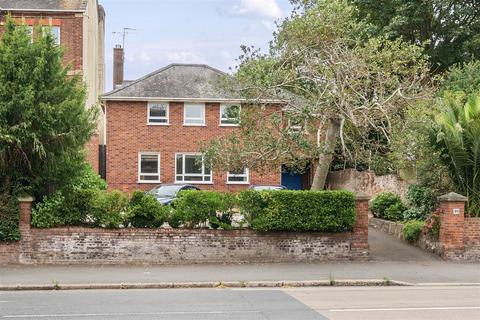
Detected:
left=227, top=168, right=249, bottom=184
left=220, top=104, right=240, bottom=126
left=184, top=103, right=205, bottom=125
left=26, top=26, right=33, bottom=43
left=138, top=153, right=160, bottom=183
left=176, top=153, right=212, bottom=183
left=148, top=102, right=169, bottom=125
left=42, top=26, right=61, bottom=45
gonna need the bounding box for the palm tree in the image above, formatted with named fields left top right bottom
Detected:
left=434, top=93, right=480, bottom=216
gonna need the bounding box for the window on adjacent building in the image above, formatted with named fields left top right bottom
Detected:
left=220, top=104, right=240, bottom=126
left=138, top=153, right=160, bottom=183
left=176, top=153, right=212, bottom=183
left=148, top=102, right=169, bottom=124
left=42, top=26, right=61, bottom=45
left=184, top=103, right=205, bottom=125
left=227, top=168, right=249, bottom=184
left=26, top=26, right=33, bottom=43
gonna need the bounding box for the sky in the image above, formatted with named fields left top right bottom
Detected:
left=100, top=0, right=293, bottom=91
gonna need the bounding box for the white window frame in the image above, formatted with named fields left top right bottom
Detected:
left=51, top=26, right=61, bottom=45
left=138, top=152, right=161, bottom=183
left=219, top=104, right=241, bottom=126
left=287, top=118, right=303, bottom=134
left=147, top=102, right=170, bottom=125
left=41, top=26, right=61, bottom=45
left=26, top=26, right=33, bottom=43
left=183, top=103, right=206, bottom=126
left=175, top=153, right=213, bottom=184
left=227, top=168, right=250, bottom=185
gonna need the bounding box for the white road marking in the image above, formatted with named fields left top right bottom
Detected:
left=330, top=306, right=480, bottom=312
left=2, top=310, right=262, bottom=318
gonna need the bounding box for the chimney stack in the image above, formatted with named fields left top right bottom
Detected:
left=113, top=44, right=124, bottom=89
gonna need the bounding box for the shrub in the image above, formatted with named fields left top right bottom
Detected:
left=32, top=192, right=65, bottom=228
left=126, top=192, right=168, bottom=228
left=406, top=184, right=437, bottom=218
left=91, top=190, right=129, bottom=228
left=0, top=194, right=20, bottom=242
left=210, top=212, right=233, bottom=230
left=403, top=208, right=423, bottom=221
left=167, top=210, right=183, bottom=228
left=238, top=190, right=271, bottom=223
left=423, top=209, right=441, bottom=240
left=403, top=220, right=425, bottom=243
left=32, top=166, right=108, bottom=228
left=238, top=190, right=355, bottom=232
left=384, top=202, right=407, bottom=221
left=370, top=192, right=404, bottom=220
left=174, top=191, right=230, bottom=228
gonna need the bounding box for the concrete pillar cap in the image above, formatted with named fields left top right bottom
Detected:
left=17, top=196, right=35, bottom=203
left=438, top=192, right=467, bottom=202
left=355, top=192, right=370, bottom=201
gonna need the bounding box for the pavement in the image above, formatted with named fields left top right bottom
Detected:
left=1, top=286, right=479, bottom=319
left=1, top=228, right=479, bottom=288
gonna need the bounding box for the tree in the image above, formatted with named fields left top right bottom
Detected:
left=440, top=60, right=480, bottom=95
left=203, top=0, right=430, bottom=190
left=432, top=93, right=480, bottom=216
left=351, top=0, right=480, bottom=72
left=0, top=19, right=97, bottom=197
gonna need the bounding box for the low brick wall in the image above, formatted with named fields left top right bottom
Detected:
left=464, top=217, right=480, bottom=260
left=0, top=196, right=370, bottom=265
left=7, top=228, right=365, bottom=265
left=369, top=217, right=441, bottom=255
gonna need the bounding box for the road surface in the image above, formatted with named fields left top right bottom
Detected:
left=1, top=286, right=479, bottom=319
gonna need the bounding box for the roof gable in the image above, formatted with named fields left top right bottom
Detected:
left=0, top=0, right=88, bottom=12
left=103, top=64, right=241, bottom=101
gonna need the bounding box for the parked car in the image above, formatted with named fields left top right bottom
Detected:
left=250, top=185, right=287, bottom=191
left=147, top=184, right=200, bottom=205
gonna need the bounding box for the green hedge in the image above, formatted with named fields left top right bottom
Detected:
left=238, top=190, right=356, bottom=232
left=370, top=192, right=405, bottom=221
left=173, top=191, right=234, bottom=229
left=0, top=194, right=20, bottom=242
left=126, top=191, right=170, bottom=228
left=32, top=190, right=129, bottom=229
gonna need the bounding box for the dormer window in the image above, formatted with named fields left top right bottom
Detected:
left=148, top=102, right=169, bottom=125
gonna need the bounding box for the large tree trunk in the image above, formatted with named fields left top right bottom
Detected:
left=311, top=118, right=341, bottom=190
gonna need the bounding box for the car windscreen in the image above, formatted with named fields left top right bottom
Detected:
left=148, top=185, right=182, bottom=198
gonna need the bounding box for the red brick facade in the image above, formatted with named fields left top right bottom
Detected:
left=0, top=10, right=102, bottom=173
left=105, top=101, right=282, bottom=193
left=0, top=13, right=83, bottom=72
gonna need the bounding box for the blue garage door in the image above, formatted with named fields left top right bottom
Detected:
left=281, top=171, right=303, bottom=190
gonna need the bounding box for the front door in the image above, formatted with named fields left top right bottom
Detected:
left=281, top=170, right=303, bottom=190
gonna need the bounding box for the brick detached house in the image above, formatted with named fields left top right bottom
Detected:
left=0, top=0, right=106, bottom=173
left=102, top=63, right=291, bottom=193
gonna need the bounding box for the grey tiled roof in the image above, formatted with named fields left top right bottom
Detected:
left=103, top=64, right=241, bottom=101
left=0, top=0, right=87, bottom=11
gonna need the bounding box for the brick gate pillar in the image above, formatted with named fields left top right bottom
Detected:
left=352, top=193, right=370, bottom=259
left=18, top=196, right=34, bottom=263
left=438, top=192, right=467, bottom=259
left=18, top=196, right=34, bottom=229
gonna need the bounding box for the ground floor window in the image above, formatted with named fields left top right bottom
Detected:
left=227, top=168, right=249, bottom=184
left=138, top=152, right=160, bottom=183
left=175, top=153, right=212, bottom=183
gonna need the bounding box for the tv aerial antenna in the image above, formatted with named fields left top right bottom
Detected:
left=112, top=27, right=137, bottom=49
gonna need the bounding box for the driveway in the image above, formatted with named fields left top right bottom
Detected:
left=368, top=227, right=442, bottom=262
